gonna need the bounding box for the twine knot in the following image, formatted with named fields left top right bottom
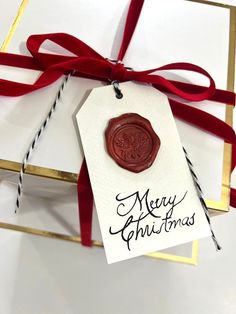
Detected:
left=109, top=61, right=127, bottom=82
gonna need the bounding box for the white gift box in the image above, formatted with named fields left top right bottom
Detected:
left=0, top=0, right=235, bottom=263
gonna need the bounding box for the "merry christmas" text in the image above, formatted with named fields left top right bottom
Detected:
left=109, top=189, right=195, bottom=251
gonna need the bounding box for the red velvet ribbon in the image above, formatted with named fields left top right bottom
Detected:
left=0, top=0, right=235, bottom=246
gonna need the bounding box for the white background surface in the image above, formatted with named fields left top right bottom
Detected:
left=0, top=206, right=235, bottom=314
left=0, top=0, right=22, bottom=49
left=0, top=0, right=236, bottom=313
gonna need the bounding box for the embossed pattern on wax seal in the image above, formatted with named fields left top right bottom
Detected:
left=105, top=113, right=161, bottom=173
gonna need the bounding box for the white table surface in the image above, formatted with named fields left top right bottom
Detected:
left=0, top=204, right=235, bottom=314
left=0, top=1, right=236, bottom=313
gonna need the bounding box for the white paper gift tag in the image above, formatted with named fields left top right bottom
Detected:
left=76, top=82, right=211, bottom=264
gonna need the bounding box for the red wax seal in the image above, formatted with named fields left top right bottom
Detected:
left=105, top=113, right=161, bottom=173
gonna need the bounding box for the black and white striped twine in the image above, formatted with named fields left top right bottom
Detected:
left=183, top=146, right=221, bottom=251
left=15, top=71, right=74, bottom=212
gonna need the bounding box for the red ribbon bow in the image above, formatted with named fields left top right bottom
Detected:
left=0, top=0, right=235, bottom=246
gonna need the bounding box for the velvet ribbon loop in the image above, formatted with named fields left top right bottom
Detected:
left=0, top=33, right=222, bottom=103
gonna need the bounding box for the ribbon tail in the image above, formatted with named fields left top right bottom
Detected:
left=168, top=97, right=236, bottom=208
left=169, top=98, right=236, bottom=143
left=77, top=158, right=93, bottom=247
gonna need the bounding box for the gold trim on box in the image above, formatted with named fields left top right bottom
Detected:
left=0, top=0, right=235, bottom=265
left=206, top=6, right=236, bottom=212
left=189, top=0, right=235, bottom=9
left=0, top=159, right=78, bottom=183
left=0, top=221, right=199, bottom=265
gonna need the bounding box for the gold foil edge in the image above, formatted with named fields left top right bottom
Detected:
left=0, top=222, right=198, bottom=265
